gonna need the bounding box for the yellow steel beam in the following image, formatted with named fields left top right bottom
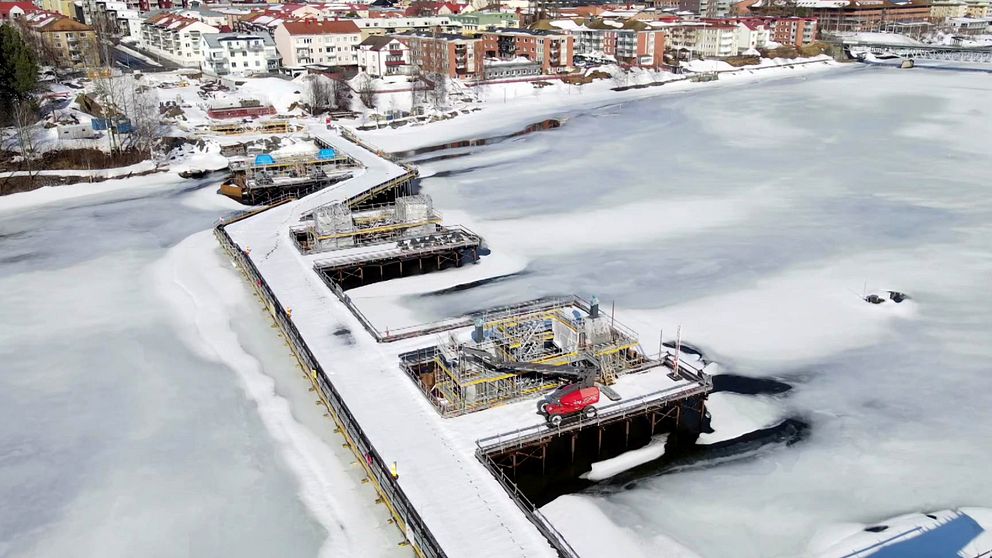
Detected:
left=462, top=373, right=516, bottom=387
left=314, top=218, right=442, bottom=241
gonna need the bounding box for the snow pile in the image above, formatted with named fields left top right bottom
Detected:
left=237, top=77, right=305, bottom=115
left=166, top=140, right=229, bottom=173
left=581, top=434, right=668, bottom=481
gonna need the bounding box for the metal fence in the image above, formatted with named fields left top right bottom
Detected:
left=476, top=381, right=711, bottom=455
left=215, top=223, right=446, bottom=558
left=476, top=450, right=581, bottom=558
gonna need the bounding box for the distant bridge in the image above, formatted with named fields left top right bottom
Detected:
left=844, top=41, right=992, bottom=64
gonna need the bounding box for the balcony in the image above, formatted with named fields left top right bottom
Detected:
left=385, top=59, right=406, bottom=66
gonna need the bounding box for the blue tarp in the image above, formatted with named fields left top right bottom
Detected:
left=254, top=154, right=275, bottom=166
left=317, top=148, right=336, bottom=160
left=864, top=513, right=984, bottom=558
left=90, top=118, right=132, bottom=134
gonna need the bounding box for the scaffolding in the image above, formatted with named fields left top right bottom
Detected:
left=400, top=299, right=654, bottom=416
left=294, top=195, right=445, bottom=255
left=208, top=119, right=299, bottom=136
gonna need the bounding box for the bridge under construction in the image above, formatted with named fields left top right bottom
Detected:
left=846, top=42, right=992, bottom=65
left=218, top=124, right=713, bottom=558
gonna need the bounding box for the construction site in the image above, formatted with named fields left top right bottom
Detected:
left=291, top=193, right=484, bottom=291
left=220, top=143, right=359, bottom=205
left=400, top=296, right=663, bottom=417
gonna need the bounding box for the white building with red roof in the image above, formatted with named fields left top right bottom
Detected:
left=141, top=12, right=220, bottom=66
left=0, top=1, right=41, bottom=21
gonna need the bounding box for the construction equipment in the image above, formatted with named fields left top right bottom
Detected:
left=459, top=347, right=620, bottom=427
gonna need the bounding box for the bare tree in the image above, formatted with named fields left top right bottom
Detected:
left=92, top=70, right=129, bottom=154
left=88, top=10, right=117, bottom=67
left=305, top=74, right=333, bottom=115
left=357, top=74, right=378, bottom=110
left=4, top=101, right=40, bottom=193
left=426, top=72, right=447, bottom=110
left=126, top=84, right=161, bottom=157
left=92, top=72, right=161, bottom=158
left=332, top=78, right=351, bottom=111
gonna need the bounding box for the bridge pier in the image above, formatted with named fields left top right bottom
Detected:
left=480, top=394, right=708, bottom=507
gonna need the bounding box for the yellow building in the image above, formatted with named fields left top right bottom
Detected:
left=24, top=12, right=99, bottom=69
left=39, top=0, right=77, bottom=18
left=930, top=0, right=967, bottom=20
left=963, top=0, right=990, bottom=17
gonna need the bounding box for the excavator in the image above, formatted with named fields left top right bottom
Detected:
left=459, top=347, right=621, bottom=427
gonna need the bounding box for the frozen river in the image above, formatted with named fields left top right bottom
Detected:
left=1, top=63, right=990, bottom=558
left=0, top=182, right=400, bottom=557
left=402, top=65, right=992, bottom=557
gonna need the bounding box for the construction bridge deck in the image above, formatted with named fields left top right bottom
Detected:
left=223, top=125, right=562, bottom=558
left=220, top=125, right=712, bottom=558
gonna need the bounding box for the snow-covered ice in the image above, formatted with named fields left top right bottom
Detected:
left=0, top=178, right=399, bottom=557
left=385, top=65, right=992, bottom=557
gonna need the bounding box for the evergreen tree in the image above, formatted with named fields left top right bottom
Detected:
left=0, top=25, right=39, bottom=124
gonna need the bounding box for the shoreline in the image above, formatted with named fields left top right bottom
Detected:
left=357, top=57, right=846, bottom=153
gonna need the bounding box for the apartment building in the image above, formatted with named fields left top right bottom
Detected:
left=930, top=0, right=968, bottom=20
left=21, top=11, right=99, bottom=68
left=694, top=23, right=738, bottom=56
left=753, top=0, right=932, bottom=33
left=0, top=2, right=40, bottom=21
left=571, top=26, right=668, bottom=68
left=38, top=0, right=76, bottom=18
left=200, top=32, right=280, bottom=76
left=762, top=16, right=817, bottom=46
left=237, top=12, right=288, bottom=37
left=649, top=21, right=706, bottom=53
left=273, top=19, right=362, bottom=69
left=399, top=31, right=485, bottom=78
left=479, top=29, right=573, bottom=73
left=449, top=11, right=519, bottom=30
left=141, top=13, right=219, bottom=66
left=357, top=35, right=410, bottom=76
left=90, top=0, right=142, bottom=40
left=963, top=0, right=990, bottom=16
left=353, top=15, right=461, bottom=38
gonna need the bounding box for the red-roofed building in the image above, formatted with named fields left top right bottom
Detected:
left=0, top=1, right=41, bottom=21
left=273, top=19, right=362, bottom=69
left=403, top=1, right=463, bottom=16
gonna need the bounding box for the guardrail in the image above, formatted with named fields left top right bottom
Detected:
left=215, top=222, right=446, bottom=558
left=476, top=380, right=711, bottom=455
left=476, top=450, right=581, bottom=558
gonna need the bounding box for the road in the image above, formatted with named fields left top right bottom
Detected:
left=110, top=44, right=176, bottom=72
